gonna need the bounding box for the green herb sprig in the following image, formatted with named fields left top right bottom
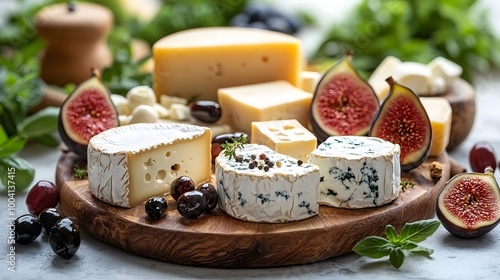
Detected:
left=221, top=134, right=247, bottom=160
left=353, top=219, right=441, bottom=269
left=73, top=165, right=88, bottom=180
left=400, top=178, right=415, bottom=192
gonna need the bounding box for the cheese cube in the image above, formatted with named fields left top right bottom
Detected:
left=299, top=70, right=321, bottom=93
left=88, top=123, right=212, bottom=208
left=251, top=119, right=317, bottom=161
left=217, top=81, right=312, bottom=134
left=153, top=27, right=302, bottom=102
left=216, top=144, right=320, bottom=223
left=420, top=97, right=452, bottom=156
left=309, top=136, right=401, bottom=209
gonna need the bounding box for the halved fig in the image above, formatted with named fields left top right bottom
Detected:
left=369, top=77, right=432, bottom=172
left=58, top=69, right=119, bottom=158
left=436, top=167, right=500, bottom=238
left=309, top=51, right=379, bottom=142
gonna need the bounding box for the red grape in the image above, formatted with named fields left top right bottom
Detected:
left=469, top=141, right=496, bottom=173
left=26, top=180, right=59, bottom=215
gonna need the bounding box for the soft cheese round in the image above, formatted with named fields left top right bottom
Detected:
left=309, top=136, right=401, bottom=209
left=88, top=123, right=212, bottom=208
left=215, top=144, right=320, bottom=223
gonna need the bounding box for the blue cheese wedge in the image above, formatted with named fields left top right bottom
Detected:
left=215, top=144, right=320, bottom=223
left=88, top=123, right=212, bottom=208
left=309, top=136, right=401, bottom=208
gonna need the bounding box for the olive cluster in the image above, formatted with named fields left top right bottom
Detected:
left=145, top=176, right=218, bottom=220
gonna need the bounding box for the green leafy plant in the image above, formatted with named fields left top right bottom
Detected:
left=221, top=134, right=247, bottom=160
left=313, top=0, right=500, bottom=82
left=400, top=178, right=415, bottom=192
left=353, top=219, right=440, bottom=269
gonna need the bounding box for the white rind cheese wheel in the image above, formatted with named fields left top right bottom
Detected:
left=215, top=144, right=320, bottom=223
left=88, top=123, right=212, bottom=208
left=309, top=136, right=401, bottom=208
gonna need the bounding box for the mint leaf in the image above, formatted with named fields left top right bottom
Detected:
left=389, top=247, right=405, bottom=269
left=352, top=236, right=392, bottom=258
left=399, top=219, right=441, bottom=243
left=385, top=225, right=398, bottom=243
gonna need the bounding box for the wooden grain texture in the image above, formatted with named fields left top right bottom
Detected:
left=56, top=152, right=454, bottom=268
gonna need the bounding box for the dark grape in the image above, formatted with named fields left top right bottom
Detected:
left=265, top=16, right=294, bottom=34
left=190, top=100, right=222, bottom=124
left=197, top=183, right=218, bottom=213
left=14, top=214, right=42, bottom=244
left=26, top=180, right=59, bottom=215
left=145, top=197, right=168, bottom=220
left=39, top=208, right=63, bottom=236
left=49, top=217, right=80, bottom=259
left=469, top=141, right=496, bottom=173
left=170, top=176, right=195, bottom=201
left=177, top=191, right=206, bottom=219
left=211, top=132, right=248, bottom=161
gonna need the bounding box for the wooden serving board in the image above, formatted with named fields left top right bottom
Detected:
left=56, top=151, right=456, bottom=268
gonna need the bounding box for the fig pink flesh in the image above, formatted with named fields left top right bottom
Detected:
left=317, top=73, right=377, bottom=135
left=444, top=176, right=499, bottom=229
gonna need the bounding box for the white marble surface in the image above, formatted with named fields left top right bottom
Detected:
left=2, top=1, right=500, bottom=279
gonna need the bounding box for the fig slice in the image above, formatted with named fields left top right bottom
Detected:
left=309, top=51, right=379, bottom=142
left=58, top=69, right=119, bottom=158
left=436, top=167, right=500, bottom=238
left=369, top=76, right=432, bottom=172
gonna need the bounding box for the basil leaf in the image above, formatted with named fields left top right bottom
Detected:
left=0, top=136, right=27, bottom=158
left=385, top=224, right=398, bottom=243
left=404, top=241, right=434, bottom=257
left=0, top=156, right=35, bottom=191
left=399, top=219, right=441, bottom=243
left=17, top=107, right=59, bottom=139
left=0, top=126, right=7, bottom=144
left=32, top=134, right=59, bottom=148
left=353, top=236, right=392, bottom=258
left=389, top=247, right=405, bottom=269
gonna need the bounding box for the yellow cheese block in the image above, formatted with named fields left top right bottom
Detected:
left=251, top=119, right=317, bottom=161
left=299, top=71, right=321, bottom=93
left=153, top=27, right=303, bottom=101
left=420, top=97, right=452, bottom=157
left=217, top=81, right=312, bottom=135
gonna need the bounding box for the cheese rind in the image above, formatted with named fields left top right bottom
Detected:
left=217, top=80, right=312, bottom=134
left=215, top=144, right=320, bottom=223
left=251, top=119, right=317, bottom=161
left=153, top=27, right=302, bottom=101
left=88, top=123, right=212, bottom=208
left=309, top=136, right=401, bottom=208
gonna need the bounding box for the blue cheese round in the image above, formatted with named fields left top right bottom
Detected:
left=309, top=136, right=401, bottom=208
left=215, top=144, right=320, bottom=223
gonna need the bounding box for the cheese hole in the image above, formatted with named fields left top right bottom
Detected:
left=268, top=127, right=279, bottom=132
left=171, top=163, right=180, bottom=171
left=156, top=170, right=166, bottom=181
left=282, top=125, right=295, bottom=130
left=145, top=173, right=151, bottom=182
left=294, top=131, right=305, bottom=135
left=261, top=56, right=268, bottom=63
left=143, top=158, right=154, bottom=168
left=165, top=151, right=171, bottom=158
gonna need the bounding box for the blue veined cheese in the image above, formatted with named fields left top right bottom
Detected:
left=309, top=136, right=401, bottom=208
left=215, top=144, right=320, bottom=223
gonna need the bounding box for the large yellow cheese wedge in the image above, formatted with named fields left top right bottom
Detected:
left=217, top=81, right=312, bottom=134
left=420, top=97, right=452, bottom=157
left=153, top=27, right=302, bottom=101
left=251, top=119, right=317, bottom=161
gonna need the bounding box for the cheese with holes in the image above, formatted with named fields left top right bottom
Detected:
left=217, top=80, right=312, bottom=134
left=251, top=119, right=317, bottom=161
left=216, top=144, right=320, bottom=223
left=88, top=123, right=211, bottom=208
left=153, top=27, right=302, bottom=102
left=309, top=136, right=400, bottom=208
left=420, top=97, right=452, bottom=156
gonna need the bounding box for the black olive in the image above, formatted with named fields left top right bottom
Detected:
left=14, top=214, right=42, bottom=244
left=145, top=197, right=168, bottom=220
left=49, top=217, right=80, bottom=259
left=39, top=208, right=63, bottom=236
left=190, top=100, right=222, bottom=124
left=177, top=191, right=206, bottom=219
left=197, top=183, right=218, bottom=213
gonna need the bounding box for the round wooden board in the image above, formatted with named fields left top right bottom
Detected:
left=56, top=151, right=454, bottom=268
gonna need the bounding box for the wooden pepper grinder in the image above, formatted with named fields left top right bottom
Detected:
left=35, top=2, right=113, bottom=87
